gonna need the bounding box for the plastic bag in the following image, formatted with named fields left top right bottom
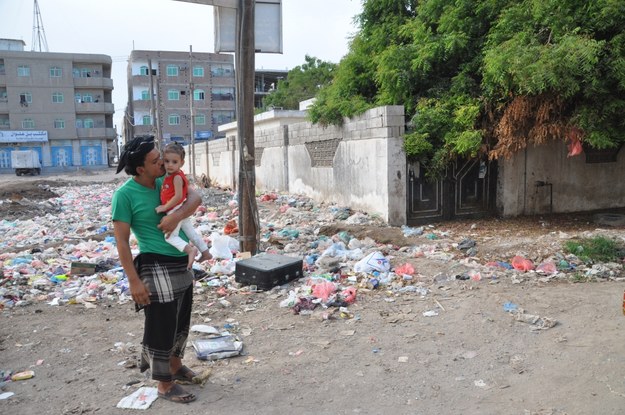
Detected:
left=191, top=335, right=243, bottom=360
left=536, top=261, right=557, bottom=274
left=312, top=281, right=337, bottom=302
left=395, top=263, right=415, bottom=275
left=354, top=251, right=390, bottom=273
left=511, top=255, right=534, bottom=272
left=209, top=232, right=238, bottom=260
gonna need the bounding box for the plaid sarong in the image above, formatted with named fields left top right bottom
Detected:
left=133, top=253, right=194, bottom=381
left=133, top=253, right=193, bottom=304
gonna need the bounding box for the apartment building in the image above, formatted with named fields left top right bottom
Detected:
left=124, top=50, right=236, bottom=146
left=0, top=39, right=115, bottom=171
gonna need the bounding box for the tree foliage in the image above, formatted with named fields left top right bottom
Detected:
left=261, top=55, right=337, bottom=111
left=309, top=0, right=625, bottom=173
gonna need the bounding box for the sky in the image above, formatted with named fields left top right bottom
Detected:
left=0, top=0, right=362, bottom=131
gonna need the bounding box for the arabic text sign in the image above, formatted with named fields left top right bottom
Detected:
left=0, top=131, right=49, bottom=143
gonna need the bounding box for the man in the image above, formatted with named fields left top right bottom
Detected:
left=112, top=135, right=201, bottom=403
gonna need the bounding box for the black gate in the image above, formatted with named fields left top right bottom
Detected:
left=407, top=158, right=497, bottom=225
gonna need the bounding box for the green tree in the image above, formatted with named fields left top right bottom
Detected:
left=262, top=55, right=337, bottom=110
left=310, top=0, right=625, bottom=174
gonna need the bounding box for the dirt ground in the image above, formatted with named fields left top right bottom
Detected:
left=2, top=169, right=625, bottom=415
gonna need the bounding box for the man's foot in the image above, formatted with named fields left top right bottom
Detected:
left=158, top=383, right=196, bottom=404
left=198, top=250, right=212, bottom=263
left=184, top=246, right=198, bottom=269
left=172, top=365, right=197, bottom=382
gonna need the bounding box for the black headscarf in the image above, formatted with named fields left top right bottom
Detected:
left=116, top=135, right=156, bottom=176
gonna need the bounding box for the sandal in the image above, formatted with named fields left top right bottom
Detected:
left=173, top=365, right=197, bottom=382
left=158, top=383, right=196, bottom=404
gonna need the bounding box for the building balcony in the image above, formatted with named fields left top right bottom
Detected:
left=133, top=125, right=157, bottom=135
left=76, top=127, right=116, bottom=139
left=132, top=99, right=151, bottom=109
left=75, top=102, right=114, bottom=114
left=73, top=77, right=114, bottom=89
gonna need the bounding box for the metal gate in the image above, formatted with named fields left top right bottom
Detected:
left=407, top=158, right=497, bottom=225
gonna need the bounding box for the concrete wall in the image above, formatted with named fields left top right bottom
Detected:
left=192, top=105, right=407, bottom=225
left=499, top=140, right=625, bottom=216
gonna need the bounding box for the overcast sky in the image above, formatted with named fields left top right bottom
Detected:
left=0, top=0, right=362, bottom=131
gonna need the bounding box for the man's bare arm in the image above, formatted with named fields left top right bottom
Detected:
left=157, top=187, right=201, bottom=234
left=113, top=220, right=150, bottom=305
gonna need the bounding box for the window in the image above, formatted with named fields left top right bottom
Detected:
left=211, top=64, right=234, bottom=77
left=72, top=68, right=80, bottom=78
left=0, top=117, right=9, bottom=127
left=75, top=93, right=82, bottom=103
left=166, top=65, right=179, bottom=76
left=52, top=92, right=64, bottom=103
left=168, top=89, right=180, bottom=100
left=142, top=115, right=151, bottom=125
left=22, top=118, right=35, bottom=129
left=139, top=66, right=149, bottom=76
left=141, top=90, right=150, bottom=100
left=54, top=119, right=65, bottom=129
left=81, top=68, right=91, bottom=78
left=212, top=110, right=235, bottom=125
left=194, top=89, right=205, bottom=101
left=193, top=66, right=204, bottom=77
left=195, top=114, right=206, bottom=125
left=75, top=119, right=83, bottom=128
left=19, top=92, right=32, bottom=106
left=84, top=118, right=94, bottom=128
left=82, top=94, right=93, bottom=103
left=168, top=114, right=180, bottom=125
left=50, top=66, right=62, bottom=77
left=18, top=65, right=30, bottom=77
left=211, top=87, right=235, bottom=101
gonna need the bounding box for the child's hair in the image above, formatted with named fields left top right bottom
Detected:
left=163, top=142, right=185, bottom=160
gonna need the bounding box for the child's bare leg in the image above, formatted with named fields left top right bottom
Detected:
left=183, top=244, right=198, bottom=269
left=198, top=250, right=212, bottom=263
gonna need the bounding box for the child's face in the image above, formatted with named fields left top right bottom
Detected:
left=163, top=152, right=184, bottom=174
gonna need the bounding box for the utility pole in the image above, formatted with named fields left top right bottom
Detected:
left=148, top=59, right=158, bottom=141
left=188, top=45, right=196, bottom=179
left=236, top=0, right=259, bottom=254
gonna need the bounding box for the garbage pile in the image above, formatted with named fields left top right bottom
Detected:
left=1, top=182, right=624, bottom=313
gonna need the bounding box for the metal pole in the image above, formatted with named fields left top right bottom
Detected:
left=148, top=59, right=158, bottom=140
left=189, top=45, right=196, bottom=179
left=236, top=0, right=258, bottom=254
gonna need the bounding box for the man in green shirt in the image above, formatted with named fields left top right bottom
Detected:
left=112, top=135, right=201, bottom=403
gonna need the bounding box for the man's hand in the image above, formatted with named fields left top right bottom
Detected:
left=129, top=278, right=151, bottom=306
left=158, top=187, right=201, bottom=234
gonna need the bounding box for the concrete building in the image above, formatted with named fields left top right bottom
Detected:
left=254, top=69, right=288, bottom=108
left=0, top=39, right=116, bottom=171
left=124, top=50, right=236, bottom=146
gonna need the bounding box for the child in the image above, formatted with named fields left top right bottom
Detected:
left=156, top=142, right=211, bottom=268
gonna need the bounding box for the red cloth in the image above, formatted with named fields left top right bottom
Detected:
left=160, top=170, right=188, bottom=211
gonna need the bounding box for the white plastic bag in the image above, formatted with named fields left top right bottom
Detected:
left=209, top=232, right=238, bottom=259
left=353, top=251, right=390, bottom=273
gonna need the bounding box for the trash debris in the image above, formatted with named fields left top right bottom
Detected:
left=511, top=256, right=535, bottom=272
left=116, top=387, right=158, bottom=410
left=509, top=308, right=557, bottom=330
left=10, top=370, right=34, bottom=381
left=191, top=335, right=243, bottom=360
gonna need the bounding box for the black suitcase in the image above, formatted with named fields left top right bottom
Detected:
left=235, top=254, right=304, bottom=290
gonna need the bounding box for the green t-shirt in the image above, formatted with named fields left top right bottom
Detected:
left=111, top=177, right=188, bottom=256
